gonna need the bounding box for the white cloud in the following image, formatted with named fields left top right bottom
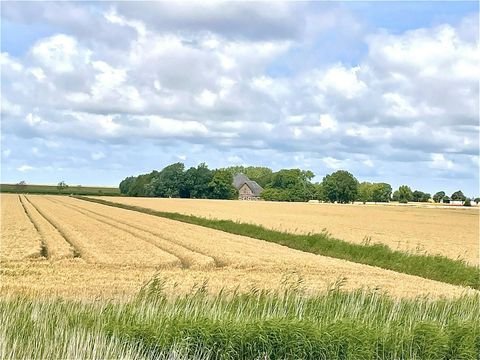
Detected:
left=429, top=153, right=454, bottom=170
left=17, top=165, right=34, bottom=172
left=91, top=61, right=127, bottom=98
left=227, top=155, right=243, bottom=164
left=363, top=159, right=374, bottom=167
left=195, top=89, right=217, bottom=107
left=322, top=157, right=343, bottom=170
left=383, top=93, right=418, bottom=118
left=31, top=34, right=87, bottom=73
left=1, top=97, right=22, bottom=116
left=29, top=67, right=46, bottom=81
left=319, top=114, right=337, bottom=131
left=1, top=52, right=23, bottom=72
left=91, top=151, right=105, bottom=160
left=25, top=113, right=44, bottom=127
left=317, top=65, right=366, bottom=99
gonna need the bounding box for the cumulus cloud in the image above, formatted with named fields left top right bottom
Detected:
left=1, top=2, right=478, bottom=193
left=17, top=164, right=34, bottom=172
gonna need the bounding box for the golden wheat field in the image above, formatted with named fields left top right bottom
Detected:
left=0, top=194, right=477, bottom=300
left=98, top=197, right=480, bottom=265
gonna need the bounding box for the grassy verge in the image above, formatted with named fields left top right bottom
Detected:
left=76, top=196, right=479, bottom=290
left=1, top=184, right=120, bottom=196
left=1, top=279, right=479, bottom=359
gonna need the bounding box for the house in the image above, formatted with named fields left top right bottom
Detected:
left=233, top=173, right=263, bottom=200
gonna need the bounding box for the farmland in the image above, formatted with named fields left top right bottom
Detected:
left=2, top=194, right=475, bottom=299
left=1, top=193, right=479, bottom=358
left=95, top=197, right=480, bottom=265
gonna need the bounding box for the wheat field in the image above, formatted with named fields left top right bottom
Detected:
left=97, top=197, right=480, bottom=265
left=0, top=194, right=477, bottom=300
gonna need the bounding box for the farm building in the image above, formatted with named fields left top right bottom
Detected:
left=233, top=174, right=263, bottom=200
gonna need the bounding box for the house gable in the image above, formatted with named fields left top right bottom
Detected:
left=233, top=173, right=263, bottom=200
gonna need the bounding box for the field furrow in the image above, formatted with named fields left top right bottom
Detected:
left=20, top=196, right=75, bottom=260
left=49, top=197, right=216, bottom=269
left=27, top=196, right=181, bottom=267
left=58, top=196, right=288, bottom=268
left=99, top=197, right=479, bottom=265
left=0, top=194, right=42, bottom=261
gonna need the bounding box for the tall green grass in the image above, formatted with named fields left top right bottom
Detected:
left=1, top=279, right=479, bottom=359
left=76, top=196, right=480, bottom=290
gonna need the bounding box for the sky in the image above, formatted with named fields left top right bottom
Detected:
left=1, top=1, right=479, bottom=196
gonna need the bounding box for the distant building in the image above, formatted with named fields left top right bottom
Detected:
left=440, top=199, right=464, bottom=206
left=233, top=173, right=263, bottom=200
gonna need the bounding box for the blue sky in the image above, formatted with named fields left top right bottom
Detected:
left=1, top=1, right=479, bottom=196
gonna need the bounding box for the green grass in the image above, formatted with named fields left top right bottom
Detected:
left=1, top=279, right=479, bottom=359
left=1, top=183, right=120, bottom=196
left=76, top=196, right=480, bottom=290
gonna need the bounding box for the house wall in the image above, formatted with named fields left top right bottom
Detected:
left=238, top=183, right=259, bottom=200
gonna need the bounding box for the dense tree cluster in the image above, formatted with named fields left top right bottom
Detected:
left=432, top=190, right=470, bottom=205
left=119, top=163, right=476, bottom=204
left=357, top=182, right=393, bottom=203
left=119, top=163, right=237, bottom=200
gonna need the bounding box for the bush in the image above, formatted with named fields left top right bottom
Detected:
left=464, top=198, right=471, bottom=207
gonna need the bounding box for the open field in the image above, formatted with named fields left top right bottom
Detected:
left=0, top=183, right=120, bottom=196
left=0, top=194, right=477, bottom=300
left=95, top=197, right=480, bottom=265
left=2, top=193, right=479, bottom=358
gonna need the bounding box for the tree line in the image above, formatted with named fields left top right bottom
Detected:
left=119, top=163, right=479, bottom=204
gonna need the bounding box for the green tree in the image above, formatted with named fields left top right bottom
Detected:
left=261, top=188, right=289, bottom=201
left=463, top=198, right=471, bottom=207
left=396, top=185, right=413, bottom=203
left=412, top=190, right=431, bottom=202
left=147, top=163, right=185, bottom=198
left=433, top=191, right=446, bottom=203
left=391, top=190, right=399, bottom=201
left=15, top=181, right=27, bottom=192
left=443, top=196, right=451, bottom=204
left=451, top=190, right=466, bottom=201
left=127, top=171, right=158, bottom=197
left=313, top=183, right=324, bottom=201
left=119, top=176, right=136, bottom=195
left=474, top=198, right=480, bottom=205
left=357, top=182, right=373, bottom=203
left=321, top=170, right=358, bottom=204
left=57, top=181, right=68, bottom=192
left=268, top=169, right=306, bottom=189
left=182, top=163, right=213, bottom=198
left=371, top=183, right=392, bottom=203
left=209, top=170, right=237, bottom=199
left=265, top=168, right=315, bottom=201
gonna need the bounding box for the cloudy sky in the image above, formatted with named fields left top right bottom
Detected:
left=1, top=1, right=479, bottom=195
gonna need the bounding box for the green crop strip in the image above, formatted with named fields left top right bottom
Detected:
left=2, top=280, right=479, bottom=359
left=75, top=196, right=480, bottom=290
